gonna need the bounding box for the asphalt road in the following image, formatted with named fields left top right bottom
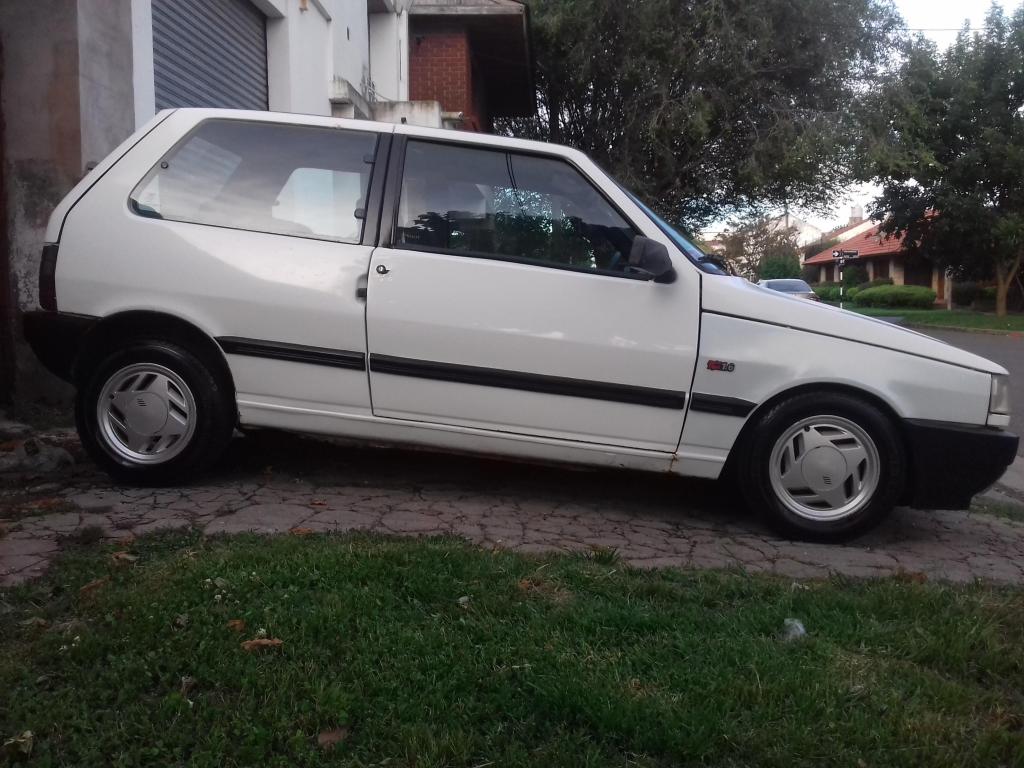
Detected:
left=918, top=327, right=1024, bottom=455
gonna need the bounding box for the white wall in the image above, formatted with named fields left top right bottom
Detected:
left=267, top=0, right=333, bottom=115
left=332, top=0, right=371, bottom=96
left=369, top=9, right=408, bottom=101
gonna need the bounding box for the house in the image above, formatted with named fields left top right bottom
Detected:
left=804, top=220, right=948, bottom=301
left=0, top=0, right=535, bottom=401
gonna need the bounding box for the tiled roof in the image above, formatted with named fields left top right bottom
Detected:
left=804, top=222, right=908, bottom=265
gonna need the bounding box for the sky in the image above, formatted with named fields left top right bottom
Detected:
left=706, top=0, right=997, bottom=238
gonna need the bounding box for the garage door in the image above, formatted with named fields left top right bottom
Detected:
left=153, top=0, right=268, bottom=111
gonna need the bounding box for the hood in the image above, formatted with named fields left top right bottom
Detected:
left=701, top=277, right=1007, bottom=375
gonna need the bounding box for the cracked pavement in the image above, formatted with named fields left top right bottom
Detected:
left=3, top=426, right=1024, bottom=586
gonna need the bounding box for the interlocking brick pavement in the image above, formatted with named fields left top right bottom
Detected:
left=3, top=428, right=1024, bottom=586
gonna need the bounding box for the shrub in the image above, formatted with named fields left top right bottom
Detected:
left=952, top=281, right=981, bottom=306
left=813, top=282, right=842, bottom=302
left=841, top=264, right=868, bottom=288
left=858, top=277, right=894, bottom=290
left=759, top=253, right=801, bottom=280
left=846, top=286, right=860, bottom=300
left=852, top=284, right=937, bottom=308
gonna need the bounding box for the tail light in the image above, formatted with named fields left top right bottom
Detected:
left=39, top=244, right=58, bottom=311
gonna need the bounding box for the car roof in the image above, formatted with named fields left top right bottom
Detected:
left=161, top=108, right=587, bottom=164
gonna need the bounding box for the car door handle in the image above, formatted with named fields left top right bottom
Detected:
left=376, top=264, right=390, bottom=275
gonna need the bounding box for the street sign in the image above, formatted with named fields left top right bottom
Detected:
left=831, top=249, right=859, bottom=259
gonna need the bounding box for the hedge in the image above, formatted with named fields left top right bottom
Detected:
left=852, top=284, right=937, bottom=308
left=814, top=282, right=842, bottom=301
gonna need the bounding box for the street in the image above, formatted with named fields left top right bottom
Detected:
left=906, top=327, right=1024, bottom=454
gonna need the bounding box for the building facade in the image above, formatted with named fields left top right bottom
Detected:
left=0, top=0, right=534, bottom=403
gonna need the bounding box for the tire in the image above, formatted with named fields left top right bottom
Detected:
left=738, top=391, right=906, bottom=542
left=76, top=339, right=235, bottom=484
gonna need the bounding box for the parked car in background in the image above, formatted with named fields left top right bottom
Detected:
left=24, top=108, right=1018, bottom=542
left=758, top=278, right=820, bottom=301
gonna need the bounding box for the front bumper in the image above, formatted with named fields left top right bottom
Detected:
left=904, top=419, right=1019, bottom=510
left=23, top=310, right=97, bottom=383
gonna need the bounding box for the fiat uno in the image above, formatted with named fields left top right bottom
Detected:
left=24, top=108, right=1018, bottom=540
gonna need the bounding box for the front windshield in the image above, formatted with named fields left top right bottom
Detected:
left=617, top=187, right=728, bottom=275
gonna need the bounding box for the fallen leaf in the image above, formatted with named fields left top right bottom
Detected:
left=213, top=577, right=229, bottom=590
left=1, top=730, right=33, bottom=757
left=0, top=440, right=19, bottom=452
left=457, top=595, right=471, bottom=609
left=110, top=551, right=139, bottom=566
left=289, top=527, right=314, bottom=536
left=317, top=726, right=349, bottom=750
left=78, top=577, right=109, bottom=597
left=117, top=533, right=136, bottom=545
left=310, top=499, right=328, bottom=507
left=226, top=619, right=247, bottom=633
left=173, top=614, right=189, bottom=629
left=241, top=637, right=283, bottom=652
left=18, top=617, right=48, bottom=629
left=180, top=675, right=197, bottom=697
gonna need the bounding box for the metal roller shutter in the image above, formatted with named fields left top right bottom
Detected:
left=153, top=0, right=268, bottom=111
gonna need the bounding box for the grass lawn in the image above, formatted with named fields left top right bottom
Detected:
left=837, top=305, right=1024, bottom=332
left=3, top=532, right=1024, bottom=767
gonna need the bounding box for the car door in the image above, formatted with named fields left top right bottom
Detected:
left=364, top=135, right=700, bottom=452
left=119, top=116, right=389, bottom=418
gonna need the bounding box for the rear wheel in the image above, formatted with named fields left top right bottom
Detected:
left=76, top=340, right=235, bottom=484
left=739, top=392, right=905, bottom=541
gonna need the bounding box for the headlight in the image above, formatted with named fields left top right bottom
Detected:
left=990, top=374, right=1011, bottom=415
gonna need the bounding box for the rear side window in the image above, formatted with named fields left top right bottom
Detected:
left=395, top=141, right=637, bottom=273
left=130, top=120, right=377, bottom=243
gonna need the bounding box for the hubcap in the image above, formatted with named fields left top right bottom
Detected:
left=96, top=363, right=196, bottom=465
left=768, top=415, right=880, bottom=521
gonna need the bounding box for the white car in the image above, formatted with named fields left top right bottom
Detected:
left=25, top=109, right=1017, bottom=541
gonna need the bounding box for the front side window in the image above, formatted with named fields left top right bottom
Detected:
left=131, top=120, right=377, bottom=243
left=395, top=141, right=637, bottom=273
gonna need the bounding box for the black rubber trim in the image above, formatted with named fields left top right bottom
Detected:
left=369, top=354, right=687, bottom=408
left=360, top=133, right=392, bottom=247
left=902, top=418, right=1018, bottom=510
left=689, top=393, right=756, bottom=417
left=218, top=337, right=365, bottom=370
left=23, top=310, right=99, bottom=382
left=701, top=309, right=997, bottom=376
left=377, top=134, right=407, bottom=249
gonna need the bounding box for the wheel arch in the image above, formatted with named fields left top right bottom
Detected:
left=723, top=382, right=912, bottom=498
left=73, top=311, right=236, bottom=405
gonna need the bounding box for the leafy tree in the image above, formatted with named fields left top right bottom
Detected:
left=863, top=4, right=1024, bottom=316
left=760, top=254, right=803, bottom=280
left=719, top=219, right=801, bottom=280
left=502, top=0, right=902, bottom=230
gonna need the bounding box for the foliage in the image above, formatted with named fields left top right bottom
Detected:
left=851, top=306, right=1024, bottom=331
left=759, top=253, right=803, bottom=280
left=801, top=263, right=821, bottom=283
left=802, top=237, right=840, bottom=262
left=859, top=277, right=894, bottom=290
left=862, top=4, right=1024, bottom=316
left=852, top=284, right=937, bottom=308
left=814, top=282, right=843, bottom=301
left=3, top=531, right=1024, bottom=766
left=952, top=281, right=984, bottom=307
left=501, top=0, right=903, bottom=230
left=842, top=264, right=869, bottom=288
left=719, top=218, right=801, bottom=280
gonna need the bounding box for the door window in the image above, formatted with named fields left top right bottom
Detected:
left=131, top=119, right=377, bottom=243
left=396, top=141, right=637, bottom=273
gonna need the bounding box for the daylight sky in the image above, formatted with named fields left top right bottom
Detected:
left=706, top=0, right=998, bottom=238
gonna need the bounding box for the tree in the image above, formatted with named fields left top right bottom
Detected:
left=863, top=4, right=1024, bottom=316
left=719, top=219, right=801, bottom=280
left=501, top=0, right=902, bottom=231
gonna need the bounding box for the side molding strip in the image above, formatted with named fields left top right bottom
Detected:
left=689, top=393, right=756, bottom=417
left=369, top=354, right=688, bottom=409
left=218, top=337, right=366, bottom=370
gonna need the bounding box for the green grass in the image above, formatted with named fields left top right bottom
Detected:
left=972, top=497, right=1024, bottom=523
left=838, top=305, right=1024, bottom=332
left=3, top=532, right=1024, bottom=767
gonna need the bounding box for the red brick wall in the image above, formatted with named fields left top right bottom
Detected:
left=409, top=21, right=488, bottom=131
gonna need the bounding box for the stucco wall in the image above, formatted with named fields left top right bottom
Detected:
left=369, top=10, right=408, bottom=102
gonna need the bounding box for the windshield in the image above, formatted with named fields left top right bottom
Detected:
left=765, top=279, right=812, bottom=292
left=616, top=187, right=728, bottom=275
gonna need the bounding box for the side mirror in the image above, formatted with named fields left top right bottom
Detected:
left=627, top=236, right=677, bottom=284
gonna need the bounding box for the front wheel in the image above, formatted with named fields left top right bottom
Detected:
left=76, top=340, right=235, bottom=484
left=739, top=392, right=906, bottom=541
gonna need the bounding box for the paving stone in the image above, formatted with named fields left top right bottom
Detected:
left=204, top=503, right=311, bottom=534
